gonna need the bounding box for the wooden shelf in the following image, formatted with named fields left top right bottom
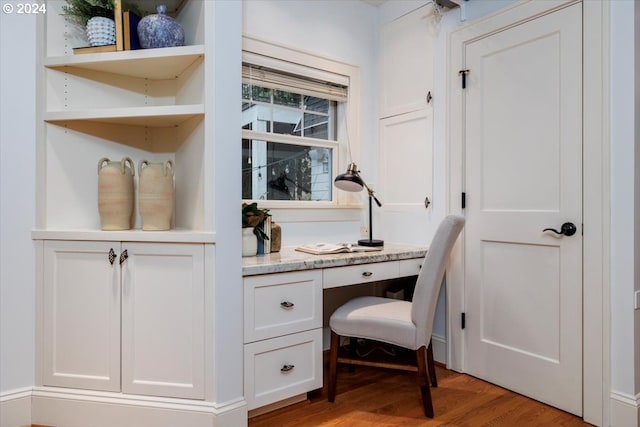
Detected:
left=44, top=45, right=205, bottom=80
left=45, top=105, right=204, bottom=127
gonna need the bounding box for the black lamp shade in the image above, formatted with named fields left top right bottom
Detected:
left=334, top=163, right=364, bottom=192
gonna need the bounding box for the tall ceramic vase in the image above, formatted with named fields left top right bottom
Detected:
left=97, top=157, right=134, bottom=230
left=138, top=159, right=175, bottom=231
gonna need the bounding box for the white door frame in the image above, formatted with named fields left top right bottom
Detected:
left=446, top=1, right=610, bottom=426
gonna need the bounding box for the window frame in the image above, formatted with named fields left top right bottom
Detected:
left=242, top=35, right=362, bottom=223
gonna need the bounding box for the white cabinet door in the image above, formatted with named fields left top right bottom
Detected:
left=380, top=4, right=436, bottom=118
left=121, top=242, right=205, bottom=399
left=379, top=109, right=433, bottom=214
left=42, top=240, right=121, bottom=392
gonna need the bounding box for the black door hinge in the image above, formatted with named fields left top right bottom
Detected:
left=461, top=312, right=466, bottom=330
left=459, top=69, right=470, bottom=89
left=461, top=192, right=466, bottom=209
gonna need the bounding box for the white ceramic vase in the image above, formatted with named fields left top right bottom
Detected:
left=242, top=228, right=258, bottom=257
left=138, top=159, right=174, bottom=231
left=97, top=157, right=134, bottom=230
left=86, top=16, right=116, bottom=47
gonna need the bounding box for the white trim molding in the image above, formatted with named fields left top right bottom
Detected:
left=610, top=391, right=640, bottom=427
left=431, top=333, right=447, bottom=365
left=0, top=388, right=32, bottom=427
left=31, top=386, right=248, bottom=427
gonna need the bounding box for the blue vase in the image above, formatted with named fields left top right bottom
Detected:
left=137, top=5, right=185, bottom=49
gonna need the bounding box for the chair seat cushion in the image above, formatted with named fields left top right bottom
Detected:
left=329, top=296, right=417, bottom=349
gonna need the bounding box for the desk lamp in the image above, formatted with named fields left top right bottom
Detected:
left=334, top=163, right=384, bottom=247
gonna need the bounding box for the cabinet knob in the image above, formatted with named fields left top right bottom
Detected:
left=119, top=249, right=129, bottom=265
left=108, top=248, right=116, bottom=265
left=280, top=364, right=295, bottom=373
left=424, top=196, right=431, bottom=209
left=280, top=301, right=295, bottom=309
left=362, top=271, right=373, bottom=277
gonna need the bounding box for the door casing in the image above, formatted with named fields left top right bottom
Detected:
left=446, top=1, right=610, bottom=425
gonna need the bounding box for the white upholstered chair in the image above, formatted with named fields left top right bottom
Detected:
left=327, top=215, right=465, bottom=418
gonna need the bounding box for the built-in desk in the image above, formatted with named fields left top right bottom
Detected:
left=242, top=243, right=427, bottom=413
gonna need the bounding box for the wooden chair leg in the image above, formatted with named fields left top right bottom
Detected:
left=427, top=339, right=437, bottom=388
left=328, top=331, right=340, bottom=402
left=416, top=346, right=434, bottom=418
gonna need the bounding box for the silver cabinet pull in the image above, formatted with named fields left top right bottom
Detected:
left=280, top=364, right=295, bottom=373
left=362, top=271, right=373, bottom=277
left=280, top=301, right=294, bottom=309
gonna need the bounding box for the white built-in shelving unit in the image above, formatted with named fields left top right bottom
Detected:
left=35, top=0, right=213, bottom=241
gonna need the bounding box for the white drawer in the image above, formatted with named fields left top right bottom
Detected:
left=399, top=257, right=423, bottom=277
left=322, top=260, right=399, bottom=289
left=244, top=329, right=323, bottom=410
left=244, top=270, right=322, bottom=343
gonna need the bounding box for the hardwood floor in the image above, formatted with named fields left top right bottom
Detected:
left=249, top=363, right=593, bottom=427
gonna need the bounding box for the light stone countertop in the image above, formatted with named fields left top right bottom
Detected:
left=242, top=242, right=427, bottom=276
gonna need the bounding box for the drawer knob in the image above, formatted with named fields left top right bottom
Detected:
left=280, top=301, right=295, bottom=309
left=280, top=364, right=295, bottom=373
left=362, top=271, right=373, bottom=277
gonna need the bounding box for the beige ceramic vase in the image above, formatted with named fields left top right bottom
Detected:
left=138, top=159, right=175, bottom=231
left=97, top=157, right=134, bottom=230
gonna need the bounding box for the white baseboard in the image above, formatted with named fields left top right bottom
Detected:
left=0, top=388, right=32, bottom=427
left=31, top=387, right=248, bottom=427
left=431, top=333, right=446, bottom=364
left=610, top=391, right=640, bottom=427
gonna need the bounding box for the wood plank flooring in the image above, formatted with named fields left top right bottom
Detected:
left=249, top=363, right=593, bottom=427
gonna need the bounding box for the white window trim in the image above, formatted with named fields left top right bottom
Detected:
left=242, top=35, right=362, bottom=223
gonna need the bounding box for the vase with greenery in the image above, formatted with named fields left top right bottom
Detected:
left=62, top=0, right=142, bottom=47
left=242, top=202, right=270, bottom=241
left=242, top=202, right=270, bottom=257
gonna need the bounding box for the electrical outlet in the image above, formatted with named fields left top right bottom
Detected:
left=360, top=226, right=369, bottom=237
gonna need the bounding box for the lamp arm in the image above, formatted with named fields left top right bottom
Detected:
left=364, top=183, right=382, bottom=207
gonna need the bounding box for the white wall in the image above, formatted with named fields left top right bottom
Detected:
left=610, top=0, right=640, bottom=414
left=636, top=0, right=640, bottom=399
left=0, top=6, right=36, bottom=395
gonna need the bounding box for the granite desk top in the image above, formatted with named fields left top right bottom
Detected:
left=242, top=242, right=427, bottom=276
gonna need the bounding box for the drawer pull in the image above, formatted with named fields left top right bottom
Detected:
left=280, top=301, right=295, bottom=309
left=280, top=364, right=295, bottom=373
left=362, top=271, right=373, bottom=277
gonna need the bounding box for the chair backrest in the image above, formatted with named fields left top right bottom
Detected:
left=411, top=215, right=465, bottom=348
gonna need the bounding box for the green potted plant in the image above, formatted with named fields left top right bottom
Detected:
left=242, top=202, right=269, bottom=257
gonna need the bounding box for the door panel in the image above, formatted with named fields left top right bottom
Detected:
left=42, top=240, right=121, bottom=392
left=379, top=109, right=432, bottom=212
left=464, top=3, right=582, bottom=416
left=121, top=242, right=205, bottom=399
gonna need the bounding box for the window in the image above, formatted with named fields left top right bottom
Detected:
left=241, top=65, right=347, bottom=202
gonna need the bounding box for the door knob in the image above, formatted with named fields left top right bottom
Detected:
left=543, top=222, right=577, bottom=236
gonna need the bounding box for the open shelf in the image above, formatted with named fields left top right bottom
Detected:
left=45, top=105, right=204, bottom=127
left=44, top=45, right=205, bottom=80
left=32, top=229, right=216, bottom=243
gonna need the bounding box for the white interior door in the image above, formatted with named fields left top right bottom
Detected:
left=463, top=3, right=582, bottom=416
